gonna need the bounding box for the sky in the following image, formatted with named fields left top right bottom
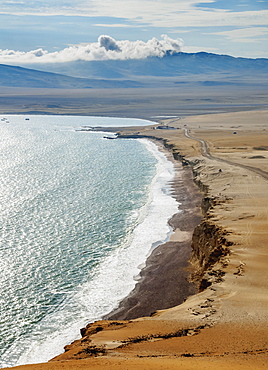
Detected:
left=0, top=0, right=267, bottom=65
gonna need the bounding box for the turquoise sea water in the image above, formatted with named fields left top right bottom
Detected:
left=0, top=115, right=178, bottom=367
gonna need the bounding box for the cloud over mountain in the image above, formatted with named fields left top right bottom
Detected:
left=0, top=35, right=183, bottom=64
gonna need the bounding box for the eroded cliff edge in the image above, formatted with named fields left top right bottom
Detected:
left=3, top=111, right=267, bottom=369
left=50, top=134, right=236, bottom=362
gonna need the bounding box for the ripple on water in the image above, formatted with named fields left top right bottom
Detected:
left=0, top=116, right=178, bottom=367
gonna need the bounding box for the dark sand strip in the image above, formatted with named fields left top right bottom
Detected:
left=106, top=142, right=202, bottom=320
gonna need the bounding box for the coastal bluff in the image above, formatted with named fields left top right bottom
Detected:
left=5, top=110, right=268, bottom=370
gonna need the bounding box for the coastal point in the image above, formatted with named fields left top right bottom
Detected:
left=1, top=0, right=268, bottom=368
left=6, top=109, right=268, bottom=370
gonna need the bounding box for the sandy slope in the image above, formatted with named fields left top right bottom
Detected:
left=4, top=110, right=268, bottom=369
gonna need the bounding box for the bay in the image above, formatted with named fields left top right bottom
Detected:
left=0, top=115, right=178, bottom=367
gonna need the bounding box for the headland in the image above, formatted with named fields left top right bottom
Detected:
left=4, top=110, right=268, bottom=370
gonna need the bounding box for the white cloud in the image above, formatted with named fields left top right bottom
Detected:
left=208, top=27, right=268, bottom=42
left=230, top=38, right=260, bottom=43
left=94, top=24, right=131, bottom=28
left=1, top=1, right=267, bottom=29
left=0, top=34, right=184, bottom=64
left=1, top=1, right=267, bottom=59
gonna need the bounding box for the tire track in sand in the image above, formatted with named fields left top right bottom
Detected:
left=184, top=129, right=268, bottom=181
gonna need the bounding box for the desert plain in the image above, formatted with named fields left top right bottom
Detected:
left=3, top=108, right=267, bottom=370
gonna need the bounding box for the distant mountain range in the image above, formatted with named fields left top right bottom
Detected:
left=0, top=64, right=143, bottom=89
left=32, top=52, right=268, bottom=79
left=1, top=52, right=268, bottom=89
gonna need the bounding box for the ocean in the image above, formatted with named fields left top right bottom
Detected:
left=0, top=115, right=178, bottom=367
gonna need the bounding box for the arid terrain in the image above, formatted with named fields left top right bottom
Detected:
left=4, top=109, right=268, bottom=370
left=0, top=81, right=267, bottom=119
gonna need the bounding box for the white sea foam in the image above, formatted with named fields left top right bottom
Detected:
left=12, top=139, right=179, bottom=366
left=0, top=116, right=179, bottom=367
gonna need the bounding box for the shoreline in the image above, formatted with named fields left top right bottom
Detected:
left=104, top=141, right=202, bottom=320
left=3, top=109, right=268, bottom=369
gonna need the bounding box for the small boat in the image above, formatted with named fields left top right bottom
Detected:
left=103, top=136, right=117, bottom=140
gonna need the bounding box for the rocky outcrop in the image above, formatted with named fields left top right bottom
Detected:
left=118, top=133, right=233, bottom=293
left=52, top=134, right=233, bottom=362
left=152, top=136, right=232, bottom=292
left=154, top=135, right=232, bottom=292
left=186, top=160, right=232, bottom=291
left=190, top=220, right=231, bottom=291
left=161, top=139, right=189, bottom=166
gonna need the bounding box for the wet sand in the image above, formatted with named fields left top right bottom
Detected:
left=3, top=110, right=268, bottom=369
left=105, top=145, right=202, bottom=320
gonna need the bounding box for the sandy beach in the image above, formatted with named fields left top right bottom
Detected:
left=104, top=144, right=202, bottom=321
left=3, top=110, right=268, bottom=369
